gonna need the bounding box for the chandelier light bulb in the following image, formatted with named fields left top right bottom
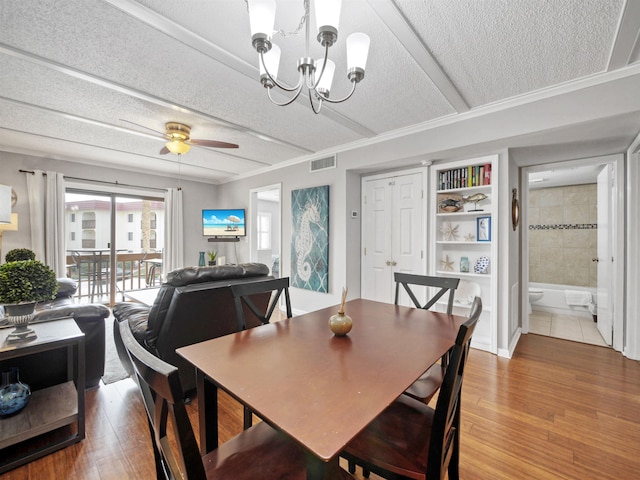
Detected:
left=315, top=59, right=335, bottom=94
left=248, top=0, right=276, bottom=52
left=260, top=43, right=281, bottom=87
left=347, top=32, right=370, bottom=72
left=315, top=0, right=341, bottom=46
left=346, top=32, right=370, bottom=83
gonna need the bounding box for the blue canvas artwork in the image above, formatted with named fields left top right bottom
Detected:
left=291, top=185, right=329, bottom=292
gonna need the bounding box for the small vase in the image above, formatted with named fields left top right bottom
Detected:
left=4, top=302, right=37, bottom=343
left=329, top=312, right=353, bottom=336
left=198, top=251, right=205, bottom=267
left=0, top=367, right=31, bottom=417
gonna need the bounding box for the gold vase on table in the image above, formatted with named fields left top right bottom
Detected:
left=329, top=288, right=352, bottom=336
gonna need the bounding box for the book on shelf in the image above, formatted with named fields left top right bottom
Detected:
left=439, top=163, right=492, bottom=190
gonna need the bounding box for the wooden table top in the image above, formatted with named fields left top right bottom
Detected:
left=177, top=298, right=465, bottom=462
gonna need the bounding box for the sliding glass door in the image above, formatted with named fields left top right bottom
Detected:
left=65, top=190, right=165, bottom=305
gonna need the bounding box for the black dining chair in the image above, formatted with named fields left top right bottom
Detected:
left=343, top=296, right=482, bottom=480
left=394, top=273, right=461, bottom=406
left=230, top=277, right=293, bottom=428
left=118, top=320, right=354, bottom=480
left=230, top=277, right=292, bottom=329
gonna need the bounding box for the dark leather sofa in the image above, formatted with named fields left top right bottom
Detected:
left=113, top=263, right=272, bottom=393
left=0, top=278, right=110, bottom=389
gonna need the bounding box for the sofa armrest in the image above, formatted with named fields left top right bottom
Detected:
left=32, top=303, right=110, bottom=324
left=113, top=302, right=151, bottom=346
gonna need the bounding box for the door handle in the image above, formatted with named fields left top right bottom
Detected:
left=385, top=260, right=397, bottom=266
left=386, top=260, right=391, bottom=266
left=391, top=261, right=397, bottom=266
left=592, top=257, right=599, bottom=262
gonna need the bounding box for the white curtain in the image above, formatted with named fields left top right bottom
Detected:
left=26, top=170, right=66, bottom=277
left=164, top=187, right=184, bottom=274
left=26, top=171, right=45, bottom=260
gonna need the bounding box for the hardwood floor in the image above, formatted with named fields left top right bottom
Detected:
left=1, top=333, right=639, bottom=479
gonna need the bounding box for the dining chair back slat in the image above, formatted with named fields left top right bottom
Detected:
left=230, top=277, right=292, bottom=329
left=394, top=273, right=461, bottom=314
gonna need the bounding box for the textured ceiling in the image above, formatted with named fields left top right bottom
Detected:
left=0, top=0, right=638, bottom=183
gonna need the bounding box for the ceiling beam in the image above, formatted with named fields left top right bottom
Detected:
left=608, top=0, right=640, bottom=70
left=0, top=42, right=311, bottom=155
left=365, top=0, right=469, bottom=113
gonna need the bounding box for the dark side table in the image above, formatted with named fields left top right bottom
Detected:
left=0, top=318, right=85, bottom=473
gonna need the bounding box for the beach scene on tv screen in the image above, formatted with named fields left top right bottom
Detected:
left=203, top=209, right=245, bottom=236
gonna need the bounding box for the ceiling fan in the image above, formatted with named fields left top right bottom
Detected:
left=122, top=120, right=239, bottom=155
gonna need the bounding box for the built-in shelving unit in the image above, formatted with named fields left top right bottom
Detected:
left=430, top=155, right=499, bottom=353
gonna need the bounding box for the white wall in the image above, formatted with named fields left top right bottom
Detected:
left=217, top=161, right=349, bottom=312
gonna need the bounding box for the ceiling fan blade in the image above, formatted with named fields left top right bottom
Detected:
left=120, top=119, right=167, bottom=137
left=159, top=146, right=170, bottom=155
left=190, top=139, right=239, bottom=149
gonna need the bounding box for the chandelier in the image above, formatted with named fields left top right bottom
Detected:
left=247, top=0, right=370, bottom=114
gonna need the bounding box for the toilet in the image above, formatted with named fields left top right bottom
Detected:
left=528, top=288, right=544, bottom=314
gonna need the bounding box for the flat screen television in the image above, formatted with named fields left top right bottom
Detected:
left=202, top=208, right=246, bottom=237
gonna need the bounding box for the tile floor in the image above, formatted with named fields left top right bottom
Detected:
left=529, top=310, right=608, bottom=347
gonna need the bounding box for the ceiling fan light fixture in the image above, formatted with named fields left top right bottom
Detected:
left=166, top=140, right=191, bottom=155
left=248, top=0, right=370, bottom=114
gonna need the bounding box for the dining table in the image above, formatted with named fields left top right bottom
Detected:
left=176, top=298, right=466, bottom=480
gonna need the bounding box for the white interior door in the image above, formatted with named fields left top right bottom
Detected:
left=392, top=173, right=425, bottom=306
left=362, top=178, right=394, bottom=302
left=362, top=172, right=424, bottom=304
left=596, top=165, right=613, bottom=345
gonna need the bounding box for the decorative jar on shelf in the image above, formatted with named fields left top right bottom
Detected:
left=460, top=256, right=469, bottom=273
left=0, top=367, right=31, bottom=417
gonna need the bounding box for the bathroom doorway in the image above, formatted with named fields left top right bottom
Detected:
left=521, top=155, right=624, bottom=350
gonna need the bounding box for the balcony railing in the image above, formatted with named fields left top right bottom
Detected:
left=66, top=251, right=162, bottom=305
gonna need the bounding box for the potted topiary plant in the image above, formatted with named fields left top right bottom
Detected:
left=5, top=248, right=36, bottom=263
left=207, top=250, right=217, bottom=266
left=0, top=260, right=58, bottom=342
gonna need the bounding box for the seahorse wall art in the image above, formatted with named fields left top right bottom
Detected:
left=291, top=185, right=329, bottom=293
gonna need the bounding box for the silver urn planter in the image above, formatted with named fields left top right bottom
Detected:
left=3, top=301, right=37, bottom=343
